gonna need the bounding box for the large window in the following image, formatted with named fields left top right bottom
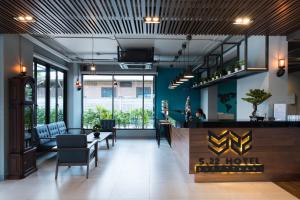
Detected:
left=83, top=75, right=113, bottom=128
left=33, top=60, right=66, bottom=125
left=35, top=63, right=46, bottom=125
left=82, top=75, right=155, bottom=129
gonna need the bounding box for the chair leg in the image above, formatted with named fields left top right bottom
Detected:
left=55, top=161, right=59, bottom=179
left=112, top=136, right=114, bottom=147
left=86, top=163, right=89, bottom=179
left=95, top=142, right=98, bottom=167
left=114, top=131, right=116, bottom=143
left=106, top=138, right=109, bottom=149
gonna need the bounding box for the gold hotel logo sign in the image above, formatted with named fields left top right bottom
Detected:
left=195, top=129, right=264, bottom=173
left=208, top=130, right=252, bottom=156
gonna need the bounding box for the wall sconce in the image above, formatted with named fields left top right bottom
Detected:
left=277, top=59, right=285, bottom=77
left=75, top=79, right=82, bottom=91
left=20, top=65, right=27, bottom=76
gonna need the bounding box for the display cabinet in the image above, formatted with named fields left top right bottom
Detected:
left=8, top=75, right=37, bottom=179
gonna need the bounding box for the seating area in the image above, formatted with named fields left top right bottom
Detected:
left=34, top=121, right=71, bottom=152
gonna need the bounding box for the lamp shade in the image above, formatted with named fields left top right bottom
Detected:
left=278, top=59, right=285, bottom=68
left=183, top=66, right=194, bottom=78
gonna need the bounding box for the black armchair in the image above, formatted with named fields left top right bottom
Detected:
left=100, top=119, right=116, bottom=146
left=55, top=135, right=98, bottom=179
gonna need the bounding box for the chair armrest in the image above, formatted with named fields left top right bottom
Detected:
left=87, top=140, right=98, bottom=149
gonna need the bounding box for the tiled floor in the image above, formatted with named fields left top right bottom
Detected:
left=0, top=139, right=298, bottom=200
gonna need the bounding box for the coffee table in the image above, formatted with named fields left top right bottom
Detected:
left=87, top=132, right=113, bottom=149
left=52, top=132, right=113, bottom=151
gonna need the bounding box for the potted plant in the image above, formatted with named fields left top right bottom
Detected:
left=239, top=60, right=245, bottom=70
left=227, top=65, right=235, bottom=75
left=213, top=72, right=219, bottom=80
left=92, top=118, right=101, bottom=138
left=242, top=89, right=272, bottom=120
left=234, top=62, right=240, bottom=72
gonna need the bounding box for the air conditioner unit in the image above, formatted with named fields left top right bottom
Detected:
left=117, top=47, right=154, bottom=70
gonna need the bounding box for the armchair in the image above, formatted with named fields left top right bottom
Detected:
left=55, top=134, right=98, bottom=179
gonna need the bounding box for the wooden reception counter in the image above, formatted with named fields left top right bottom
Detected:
left=169, top=120, right=300, bottom=182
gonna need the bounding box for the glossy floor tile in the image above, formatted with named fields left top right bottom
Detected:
left=0, top=139, right=298, bottom=200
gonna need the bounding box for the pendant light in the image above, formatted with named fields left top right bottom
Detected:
left=183, top=35, right=194, bottom=79
left=90, top=36, right=96, bottom=72
left=75, top=66, right=82, bottom=91
left=180, top=43, right=189, bottom=81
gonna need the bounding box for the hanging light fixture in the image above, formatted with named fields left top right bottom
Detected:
left=90, top=36, right=96, bottom=72
left=75, top=66, right=82, bottom=91
left=183, top=35, right=194, bottom=79
left=175, top=76, right=184, bottom=84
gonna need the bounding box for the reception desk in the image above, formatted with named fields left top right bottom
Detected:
left=170, top=120, right=300, bottom=182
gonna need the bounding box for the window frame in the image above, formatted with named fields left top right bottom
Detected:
left=33, top=58, right=67, bottom=125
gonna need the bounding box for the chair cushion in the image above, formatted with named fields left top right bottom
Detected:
left=101, top=119, right=116, bottom=132
left=35, top=125, right=51, bottom=145
left=56, top=121, right=67, bottom=135
left=57, top=135, right=87, bottom=148
left=48, top=123, right=60, bottom=137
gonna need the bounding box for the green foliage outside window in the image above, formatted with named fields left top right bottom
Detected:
left=83, top=106, right=153, bottom=128
left=36, top=107, right=64, bottom=124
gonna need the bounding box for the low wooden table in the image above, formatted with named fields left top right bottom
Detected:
left=52, top=132, right=113, bottom=151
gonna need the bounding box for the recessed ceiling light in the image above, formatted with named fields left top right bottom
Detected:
left=14, top=15, right=35, bottom=22
left=233, top=17, right=252, bottom=25
left=25, top=16, right=33, bottom=21
left=144, top=16, right=160, bottom=24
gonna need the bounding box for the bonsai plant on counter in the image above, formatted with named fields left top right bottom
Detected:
left=241, top=89, right=272, bottom=121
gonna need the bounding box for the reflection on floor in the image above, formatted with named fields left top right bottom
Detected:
left=0, top=139, right=298, bottom=200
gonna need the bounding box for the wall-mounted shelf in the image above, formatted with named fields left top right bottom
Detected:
left=192, top=68, right=267, bottom=89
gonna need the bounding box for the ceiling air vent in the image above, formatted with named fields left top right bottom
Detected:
left=119, top=63, right=152, bottom=70
left=118, top=47, right=153, bottom=70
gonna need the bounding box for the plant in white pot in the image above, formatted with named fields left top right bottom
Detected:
left=234, top=62, right=240, bottom=72
left=239, top=60, right=245, bottom=70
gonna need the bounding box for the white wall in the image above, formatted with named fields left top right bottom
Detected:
left=237, top=72, right=269, bottom=120
left=236, top=36, right=288, bottom=120
left=67, top=63, right=82, bottom=128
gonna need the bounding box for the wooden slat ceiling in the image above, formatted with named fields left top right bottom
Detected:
left=0, top=0, right=300, bottom=35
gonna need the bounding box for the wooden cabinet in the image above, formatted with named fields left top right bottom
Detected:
left=8, top=75, right=37, bottom=179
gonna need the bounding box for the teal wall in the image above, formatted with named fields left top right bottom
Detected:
left=217, top=79, right=237, bottom=116
left=155, top=68, right=201, bottom=122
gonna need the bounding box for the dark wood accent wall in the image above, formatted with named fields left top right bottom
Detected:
left=171, top=126, right=300, bottom=182
left=170, top=127, right=190, bottom=173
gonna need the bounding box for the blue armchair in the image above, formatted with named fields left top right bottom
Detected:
left=55, top=134, right=98, bottom=179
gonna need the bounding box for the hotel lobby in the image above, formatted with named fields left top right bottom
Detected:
left=1, top=0, right=300, bottom=199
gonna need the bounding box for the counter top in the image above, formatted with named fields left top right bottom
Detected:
left=167, top=115, right=300, bottom=128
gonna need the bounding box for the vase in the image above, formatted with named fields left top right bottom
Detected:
left=94, top=132, right=100, bottom=138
